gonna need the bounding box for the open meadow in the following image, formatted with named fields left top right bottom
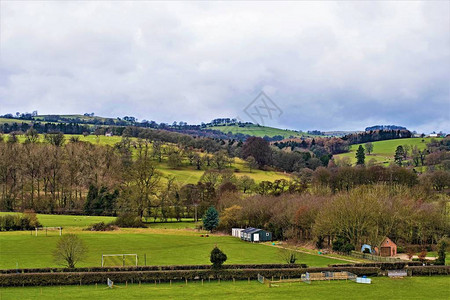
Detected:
left=1, top=277, right=449, bottom=300
left=333, top=137, right=442, bottom=166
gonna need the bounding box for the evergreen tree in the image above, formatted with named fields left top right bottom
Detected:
left=435, top=239, right=447, bottom=265
left=210, top=246, right=227, bottom=268
left=394, top=145, right=405, bottom=166
left=203, top=206, right=219, bottom=231
left=355, top=145, right=365, bottom=165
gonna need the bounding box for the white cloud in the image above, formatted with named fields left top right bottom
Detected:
left=0, top=1, right=448, bottom=132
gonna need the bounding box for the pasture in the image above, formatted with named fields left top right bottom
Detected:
left=333, top=137, right=441, bottom=166
left=1, top=277, right=449, bottom=300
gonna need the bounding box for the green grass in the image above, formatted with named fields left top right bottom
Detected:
left=0, top=230, right=346, bottom=269
left=334, top=137, right=442, bottom=166
left=0, top=212, right=116, bottom=228
left=0, top=214, right=346, bottom=269
left=1, top=277, right=449, bottom=300
left=156, top=157, right=290, bottom=184
left=207, top=124, right=316, bottom=139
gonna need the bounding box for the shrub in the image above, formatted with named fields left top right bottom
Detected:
left=342, top=243, right=355, bottom=254
left=113, top=213, right=146, bottom=228
left=210, top=246, right=227, bottom=268
left=86, top=222, right=117, bottom=231
left=332, top=237, right=354, bottom=254
left=0, top=213, right=41, bottom=231
left=279, top=248, right=298, bottom=264
left=418, top=250, right=427, bottom=262
left=363, top=248, right=371, bottom=254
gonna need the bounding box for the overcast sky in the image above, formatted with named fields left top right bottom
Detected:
left=0, top=1, right=449, bottom=132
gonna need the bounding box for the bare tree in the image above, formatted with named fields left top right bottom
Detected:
left=53, top=234, right=88, bottom=268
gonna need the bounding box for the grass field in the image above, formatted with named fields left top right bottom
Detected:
left=0, top=213, right=346, bottom=269
left=333, top=137, right=442, bottom=166
left=207, top=124, right=315, bottom=138
left=0, top=230, right=346, bottom=269
left=1, top=277, right=449, bottom=300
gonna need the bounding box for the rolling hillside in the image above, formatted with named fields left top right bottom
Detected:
left=333, top=137, right=442, bottom=166
left=207, top=124, right=319, bottom=138
left=6, top=134, right=290, bottom=184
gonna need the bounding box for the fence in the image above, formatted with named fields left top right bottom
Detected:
left=350, top=251, right=405, bottom=262
left=258, top=271, right=357, bottom=287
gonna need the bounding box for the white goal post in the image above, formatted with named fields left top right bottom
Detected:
left=101, top=254, right=138, bottom=267
left=34, top=227, right=63, bottom=236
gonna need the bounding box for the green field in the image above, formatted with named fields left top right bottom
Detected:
left=0, top=213, right=346, bottom=269
left=333, top=137, right=441, bottom=166
left=0, top=230, right=345, bottom=269
left=207, top=124, right=315, bottom=138
left=1, top=277, right=449, bottom=300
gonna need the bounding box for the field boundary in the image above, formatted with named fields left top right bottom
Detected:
left=1, top=265, right=448, bottom=287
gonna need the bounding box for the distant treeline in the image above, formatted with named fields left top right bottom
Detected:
left=365, top=125, right=407, bottom=131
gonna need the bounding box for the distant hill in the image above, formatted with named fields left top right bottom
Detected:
left=206, top=124, right=320, bottom=139
left=365, top=125, right=407, bottom=131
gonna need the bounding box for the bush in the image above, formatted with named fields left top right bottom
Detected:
left=342, top=243, right=355, bottom=254
left=363, top=248, right=371, bottom=254
left=210, top=246, right=227, bottom=268
left=85, top=222, right=117, bottom=231
left=0, top=213, right=41, bottom=231
left=418, top=250, right=427, bottom=262
left=113, top=213, right=146, bottom=228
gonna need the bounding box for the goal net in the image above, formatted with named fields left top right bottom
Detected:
left=102, top=254, right=138, bottom=267
left=34, top=227, right=62, bottom=236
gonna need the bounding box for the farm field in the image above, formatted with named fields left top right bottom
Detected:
left=1, top=277, right=449, bottom=300
left=333, top=137, right=442, bottom=166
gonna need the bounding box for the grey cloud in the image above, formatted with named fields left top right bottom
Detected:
left=0, top=1, right=448, bottom=132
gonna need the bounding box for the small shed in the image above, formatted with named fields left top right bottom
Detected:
left=231, top=228, right=244, bottom=238
left=240, top=227, right=272, bottom=242
left=379, top=237, right=397, bottom=257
